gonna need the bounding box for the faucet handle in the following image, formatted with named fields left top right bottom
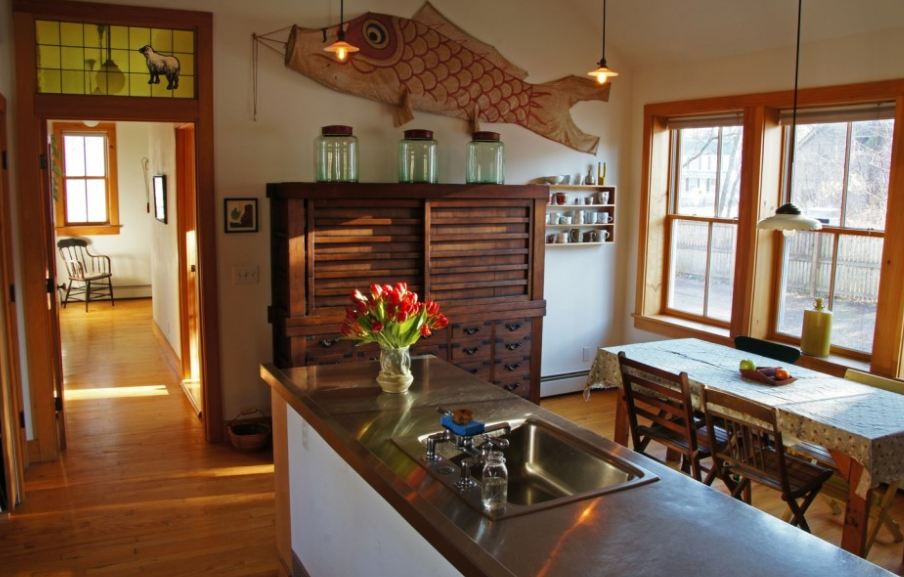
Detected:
left=456, top=458, right=476, bottom=490
left=481, top=435, right=510, bottom=451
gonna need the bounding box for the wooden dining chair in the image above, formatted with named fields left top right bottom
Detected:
left=734, top=336, right=801, bottom=364
left=702, top=387, right=833, bottom=532
left=57, top=238, right=115, bottom=311
left=617, top=352, right=724, bottom=485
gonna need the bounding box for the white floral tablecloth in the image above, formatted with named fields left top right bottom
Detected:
left=586, top=338, right=904, bottom=485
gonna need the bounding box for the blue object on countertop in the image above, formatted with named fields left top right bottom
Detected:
left=441, top=414, right=485, bottom=436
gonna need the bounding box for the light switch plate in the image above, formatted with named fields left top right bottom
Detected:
left=232, top=265, right=259, bottom=285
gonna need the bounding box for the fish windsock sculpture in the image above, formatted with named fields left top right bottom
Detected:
left=285, top=2, right=609, bottom=154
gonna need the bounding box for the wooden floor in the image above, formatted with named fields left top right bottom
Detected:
left=1, top=298, right=900, bottom=575
left=543, top=390, right=904, bottom=575
left=0, top=299, right=279, bottom=577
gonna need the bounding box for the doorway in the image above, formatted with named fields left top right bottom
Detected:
left=12, top=2, right=221, bottom=468
left=51, top=120, right=203, bottom=421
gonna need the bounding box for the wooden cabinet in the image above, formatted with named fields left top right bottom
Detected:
left=268, top=182, right=547, bottom=402
left=545, top=185, right=616, bottom=246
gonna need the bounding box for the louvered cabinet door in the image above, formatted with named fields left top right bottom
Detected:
left=309, top=199, right=425, bottom=311
left=428, top=200, right=533, bottom=304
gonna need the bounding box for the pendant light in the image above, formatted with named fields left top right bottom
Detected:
left=323, top=0, right=358, bottom=62
left=757, top=0, right=821, bottom=234
left=587, top=0, right=618, bottom=84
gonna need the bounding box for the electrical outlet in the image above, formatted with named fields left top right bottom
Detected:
left=582, top=346, right=593, bottom=362
left=232, top=265, right=259, bottom=285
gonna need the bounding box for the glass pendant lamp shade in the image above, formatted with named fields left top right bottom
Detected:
left=324, top=39, right=358, bottom=62
left=757, top=203, right=822, bottom=232
left=323, top=0, right=358, bottom=62
left=587, top=0, right=617, bottom=84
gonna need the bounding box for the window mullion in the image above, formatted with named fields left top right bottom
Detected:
left=702, top=221, right=714, bottom=318
left=714, top=127, right=723, bottom=217
left=839, top=122, right=853, bottom=227
left=827, top=233, right=840, bottom=311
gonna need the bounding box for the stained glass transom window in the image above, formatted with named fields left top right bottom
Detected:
left=35, top=20, right=195, bottom=98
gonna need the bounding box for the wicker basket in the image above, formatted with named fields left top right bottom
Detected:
left=227, top=408, right=272, bottom=451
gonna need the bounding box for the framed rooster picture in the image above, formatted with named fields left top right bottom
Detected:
left=224, top=198, right=258, bottom=233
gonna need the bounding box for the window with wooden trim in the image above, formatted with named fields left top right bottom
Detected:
left=774, top=106, right=895, bottom=355
left=52, top=122, right=120, bottom=235
left=664, top=120, right=743, bottom=325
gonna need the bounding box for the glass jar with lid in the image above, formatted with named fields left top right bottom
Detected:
left=399, top=129, right=437, bottom=183
left=315, top=125, right=358, bottom=182
left=481, top=449, right=508, bottom=512
left=466, top=131, right=504, bottom=184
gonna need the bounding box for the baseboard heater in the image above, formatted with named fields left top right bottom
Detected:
left=540, top=370, right=616, bottom=398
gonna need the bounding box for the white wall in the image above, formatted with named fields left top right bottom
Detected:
left=0, top=0, right=33, bottom=439
left=53, top=121, right=154, bottom=300
left=618, top=27, right=904, bottom=346
left=147, top=123, right=180, bottom=355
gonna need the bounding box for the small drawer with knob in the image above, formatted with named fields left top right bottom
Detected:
left=453, top=359, right=492, bottom=382
left=451, top=321, right=492, bottom=341
left=450, top=338, right=492, bottom=362
left=495, top=333, right=531, bottom=359
left=304, top=333, right=356, bottom=364
left=496, top=319, right=531, bottom=340
left=491, top=356, right=532, bottom=399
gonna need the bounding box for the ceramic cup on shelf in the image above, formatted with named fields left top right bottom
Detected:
left=583, top=196, right=593, bottom=205
left=582, top=231, right=595, bottom=242
left=596, top=191, right=610, bottom=205
left=598, top=212, right=612, bottom=224
left=600, top=230, right=611, bottom=241
left=569, top=229, right=580, bottom=243
left=558, top=215, right=572, bottom=225
left=546, top=233, right=557, bottom=244
left=556, top=232, right=569, bottom=244
left=555, top=192, right=567, bottom=205
left=574, top=210, right=585, bottom=224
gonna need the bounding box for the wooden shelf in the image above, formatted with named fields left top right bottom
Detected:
left=547, top=223, right=614, bottom=228
left=545, top=242, right=611, bottom=247
left=547, top=203, right=614, bottom=209
left=545, top=184, right=613, bottom=190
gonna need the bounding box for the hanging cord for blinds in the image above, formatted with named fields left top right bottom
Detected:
left=251, top=26, right=292, bottom=122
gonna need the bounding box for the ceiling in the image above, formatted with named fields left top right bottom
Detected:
left=568, top=0, right=904, bottom=69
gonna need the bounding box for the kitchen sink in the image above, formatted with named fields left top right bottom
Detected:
left=393, top=417, right=658, bottom=519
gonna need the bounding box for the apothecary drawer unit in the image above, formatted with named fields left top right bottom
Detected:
left=268, top=182, right=547, bottom=402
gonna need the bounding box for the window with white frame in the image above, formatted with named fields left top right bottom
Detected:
left=775, top=104, right=895, bottom=354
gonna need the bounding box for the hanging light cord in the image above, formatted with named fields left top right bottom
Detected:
left=338, top=0, right=346, bottom=41
left=601, top=0, right=607, bottom=64
left=788, top=0, right=803, bottom=191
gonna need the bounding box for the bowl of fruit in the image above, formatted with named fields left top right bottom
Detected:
left=739, top=359, right=796, bottom=386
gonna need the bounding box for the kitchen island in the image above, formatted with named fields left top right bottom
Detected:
left=261, top=356, right=894, bottom=577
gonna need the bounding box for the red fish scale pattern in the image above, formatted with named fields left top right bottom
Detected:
left=392, top=19, right=534, bottom=124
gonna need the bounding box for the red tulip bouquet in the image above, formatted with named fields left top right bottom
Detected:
left=341, top=282, right=448, bottom=393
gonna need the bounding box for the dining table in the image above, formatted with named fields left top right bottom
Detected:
left=585, top=337, right=904, bottom=559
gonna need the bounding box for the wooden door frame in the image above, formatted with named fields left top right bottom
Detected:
left=12, top=1, right=223, bottom=454
left=175, top=123, right=201, bottom=414
left=0, top=92, right=27, bottom=509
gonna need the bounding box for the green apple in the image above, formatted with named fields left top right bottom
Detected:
left=739, top=359, right=756, bottom=371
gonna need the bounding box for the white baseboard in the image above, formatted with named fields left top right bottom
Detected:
left=540, top=374, right=588, bottom=397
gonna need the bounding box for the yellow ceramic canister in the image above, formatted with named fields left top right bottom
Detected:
left=801, top=297, right=832, bottom=357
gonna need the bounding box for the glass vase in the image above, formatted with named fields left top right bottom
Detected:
left=377, top=345, right=413, bottom=393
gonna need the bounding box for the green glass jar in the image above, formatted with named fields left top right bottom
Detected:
left=399, top=129, right=437, bottom=183
left=315, top=125, right=358, bottom=182
left=466, top=131, right=504, bottom=184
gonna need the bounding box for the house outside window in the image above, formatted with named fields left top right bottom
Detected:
left=52, top=122, right=120, bottom=235
left=774, top=106, right=895, bottom=355
left=665, top=120, right=743, bottom=325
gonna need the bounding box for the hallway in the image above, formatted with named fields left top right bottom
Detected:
left=0, top=299, right=278, bottom=576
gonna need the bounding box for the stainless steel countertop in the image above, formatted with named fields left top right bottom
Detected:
left=261, top=356, right=894, bottom=577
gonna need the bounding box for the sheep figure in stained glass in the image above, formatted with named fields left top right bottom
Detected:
left=138, top=45, right=181, bottom=90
